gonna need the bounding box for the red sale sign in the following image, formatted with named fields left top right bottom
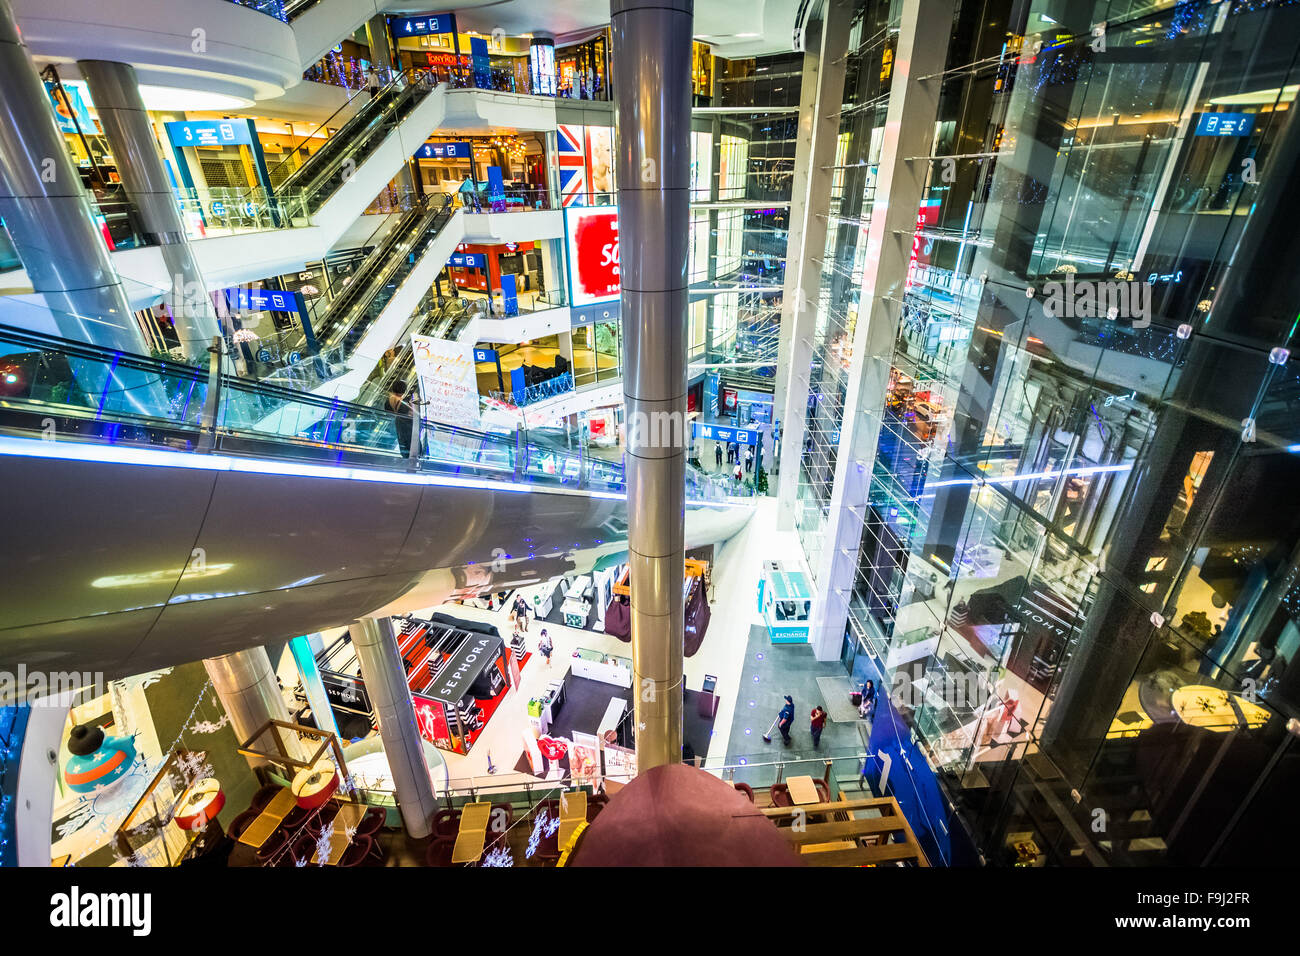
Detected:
left=564, top=206, right=620, bottom=306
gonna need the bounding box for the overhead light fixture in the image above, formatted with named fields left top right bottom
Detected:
left=1039, top=13, right=1057, bottom=23
left=138, top=85, right=251, bottom=111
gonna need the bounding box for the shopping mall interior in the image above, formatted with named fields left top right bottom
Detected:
left=0, top=0, right=1296, bottom=883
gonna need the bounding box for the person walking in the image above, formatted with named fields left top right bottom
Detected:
left=777, top=695, right=795, bottom=746
left=365, top=66, right=381, bottom=100
left=714, top=442, right=723, bottom=471
left=810, top=705, right=827, bottom=748
left=384, top=380, right=413, bottom=457
left=744, top=446, right=754, bottom=473
left=539, top=629, right=554, bottom=667
left=513, top=592, right=530, bottom=633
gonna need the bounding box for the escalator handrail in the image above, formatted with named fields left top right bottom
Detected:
left=321, top=198, right=456, bottom=351
left=274, top=70, right=439, bottom=206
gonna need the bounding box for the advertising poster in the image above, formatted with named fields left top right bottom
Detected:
left=569, top=730, right=602, bottom=788
left=411, top=333, right=481, bottom=428
left=558, top=124, right=614, bottom=206
left=413, top=695, right=455, bottom=752
left=564, top=205, right=620, bottom=306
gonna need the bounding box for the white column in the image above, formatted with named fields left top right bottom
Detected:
left=806, top=0, right=955, bottom=660
left=774, top=0, right=854, bottom=530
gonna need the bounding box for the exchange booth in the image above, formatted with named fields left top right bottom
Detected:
left=760, top=560, right=814, bottom=643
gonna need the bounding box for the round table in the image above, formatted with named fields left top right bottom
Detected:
left=1171, top=684, right=1270, bottom=732
left=292, top=760, right=340, bottom=809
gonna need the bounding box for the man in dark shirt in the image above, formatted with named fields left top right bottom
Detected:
left=386, top=380, right=414, bottom=457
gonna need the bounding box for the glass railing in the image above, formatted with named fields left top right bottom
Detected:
left=226, top=0, right=287, bottom=21
left=0, top=323, right=745, bottom=502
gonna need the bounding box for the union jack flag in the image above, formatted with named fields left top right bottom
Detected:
left=557, top=124, right=591, bottom=207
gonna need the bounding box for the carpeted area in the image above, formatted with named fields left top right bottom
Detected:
left=817, top=675, right=862, bottom=723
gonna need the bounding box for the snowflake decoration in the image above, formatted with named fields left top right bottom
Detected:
left=174, top=750, right=212, bottom=784
left=188, top=714, right=230, bottom=735
left=482, top=844, right=513, bottom=867
left=544, top=814, right=560, bottom=838
left=313, top=821, right=335, bottom=865
left=526, top=811, right=549, bottom=858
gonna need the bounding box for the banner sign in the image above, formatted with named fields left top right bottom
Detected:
left=693, top=422, right=759, bottom=445
left=470, top=35, right=491, bottom=89
left=473, top=347, right=498, bottom=363
left=45, top=82, right=95, bottom=136
left=570, top=730, right=602, bottom=789
left=165, top=119, right=254, bottom=148
left=391, top=12, right=457, bottom=37
left=415, top=140, right=472, bottom=160
left=413, top=694, right=454, bottom=751
left=486, top=165, right=506, bottom=212
left=411, top=333, right=482, bottom=428
left=500, top=272, right=519, bottom=316
left=449, top=252, right=486, bottom=269
left=563, top=205, right=620, bottom=306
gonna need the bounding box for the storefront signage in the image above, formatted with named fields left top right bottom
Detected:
left=426, top=52, right=469, bottom=68
left=563, top=205, right=620, bottom=307
left=415, top=140, right=472, bottom=160
left=693, top=422, right=759, bottom=445
left=429, top=635, right=503, bottom=702
left=411, top=333, right=481, bottom=428
left=165, top=119, right=254, bottom=148
left=391, top=12, right=457, bottom=37
left=1195, top=112, right=1254, bottom=137
left=449, top=252, right=486, bottom=269
left=320, top=672, right=372, bottom=715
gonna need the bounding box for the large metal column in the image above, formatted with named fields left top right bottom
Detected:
left=79, top=60, right=221, bottom=360
left=0, top=0, right=140, bottom=352
left=774, top=0, right=854, bottom=530
left=204, top=646, right=308, bottom=769
left=611, top=0, right=693, bottom=769
left=805, top=0, right=954, bottom=659
left=352, top=617, right=438, bottom=838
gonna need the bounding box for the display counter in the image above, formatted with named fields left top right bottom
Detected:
left=568, top=647, right=632, bottom=688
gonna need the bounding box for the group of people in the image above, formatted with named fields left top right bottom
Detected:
left=511, top=592, right=553, bottom=665
left=712, top=440, right=754, bottom=484
left=772, top=680, right=877, bottom=748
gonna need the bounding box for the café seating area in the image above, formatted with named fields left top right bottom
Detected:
left=423, top=788, right=609, bottom=867
left=730, top=773, right=929, bottom=866
left=226, top=783, right=387, bottom=867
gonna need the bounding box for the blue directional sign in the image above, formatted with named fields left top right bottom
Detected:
left=1195, top=112, right=1255, bottom=137
left=449, top=253, right=486, bottom=269
left=693, top=422, right=759, bottom=445
left=225, top=288, right=297, bottom=313
left=165, top=119, right=254, bottom=148
left=391, top=13, right=457, bottom=37
left=415, top=141, right=472, bottom=160
left=473, top=348, right=498, bottom=363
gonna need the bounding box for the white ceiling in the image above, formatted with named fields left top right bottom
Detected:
left=400, top=0, right=806, bottom=58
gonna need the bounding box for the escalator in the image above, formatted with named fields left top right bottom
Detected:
left=357, top=296, right=473, bottom=407
left=262, top=195, right=461, bottom=392
left=0, top=325, right=752, bottom=678
left=269, top=69, right=440, bottom=215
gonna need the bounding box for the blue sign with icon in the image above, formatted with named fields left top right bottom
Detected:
left=449, top=252, right=486, bottom=269
left=473, top=348, right=498, bottom=363
left=415, top=141, right=472, bottom=160
left=1195, top=112, right=1255, bottom=137
left=165, top=119, right=254, bottom=148
left=225, top=288, right=297, bottom=313
left=693, top=422, right=759, bottom=445
left=391, top=13, right=457, bottom=37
